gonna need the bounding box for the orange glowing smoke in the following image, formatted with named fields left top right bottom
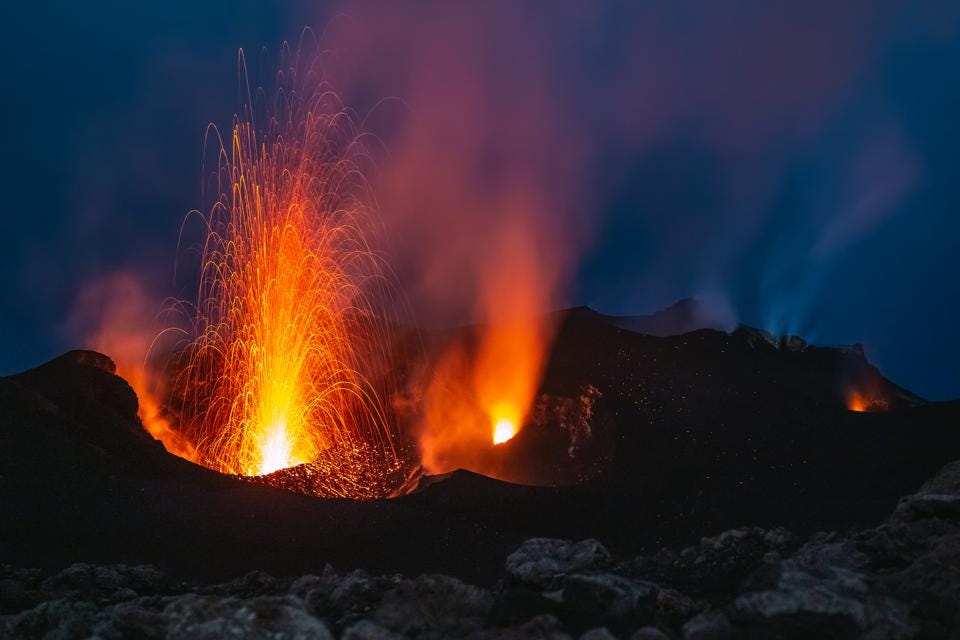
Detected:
left=74, top=274, right=198, bottom=462
left=418, top=220, right=558, bottom=473
left=847, top=390, right=868, bottom=412
left=846, top=387, right=889, bottom=413
left=166, top=49, right=404, bottom=495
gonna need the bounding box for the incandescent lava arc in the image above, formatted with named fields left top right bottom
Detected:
left=152, top=46, right=408, bottom=498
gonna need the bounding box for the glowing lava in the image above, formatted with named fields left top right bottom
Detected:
left=418, top=220, right=558, bottom=475
left=847, top=390, right=868, bottom=412
left=166, top=47, right=404, bottom=496
left=492, top=416, right=518, bottom=444
left=258, top=417, right=299, bottom=476
left=846, top=387, right=889, bottom=413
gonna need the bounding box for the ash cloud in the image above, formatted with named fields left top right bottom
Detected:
left=318, top=0, right=954, bottom=335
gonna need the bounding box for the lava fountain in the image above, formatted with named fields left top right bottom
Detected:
left=165, top=47, right=406, bottom=496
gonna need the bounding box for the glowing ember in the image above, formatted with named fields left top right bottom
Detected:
left=845, top=385, right=891, bottom=413
left=848, top=390, right=868, bottom=412
left=492, top=416, right=518, bottom=444
left=165, top=48, right=404, bottom=497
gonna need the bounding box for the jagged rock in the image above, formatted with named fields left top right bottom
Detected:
left=162, top=594, right=332, bottom=640
left=561, top=572, right=658, bottom=619
left=733, top=539, right=914, bottom=639
left=681, top=610, right=731, bottom=640
left=306, top=568, right=402, bottom=624
left=851, top=460, right=960, bottom=635
left=61, top=349, right=117, bottom=374
left=579, top=627, right=617, bottom=640
left=530, top=385, right=603, bottom=461
left=371, top=574, right=492, bottom=637
left=629, top=527, right=798, bottom=599
left=733, top=326, right=806, bottom=352
left=342, top=619, right=406, bottom=640
left=653, top=588, right=703, bottom=629
left=506, top=539, right=611, bottom=588
left=629, top=626, right=671, bottom=640
left=896, top=494, right=960, bottom=523
left=2, top=592, right=334, bottom=640
left=39, top=563, right=171, bottom=600
left=917, top=461, right=960, bottom=496
left=3, top=599, right=99, bottom=639
left=671, top=460, right=960, bottom=639
left=879, top=461, right=960, bottom=531
left=288, top=571, right=330, bottom=599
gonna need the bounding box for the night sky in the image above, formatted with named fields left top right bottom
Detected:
left=2, top=1, right=959, bottom=400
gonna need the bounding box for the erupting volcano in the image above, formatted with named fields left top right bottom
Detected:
left=80, top=42, right=566, bottom=498
left=148, top=49, right=407, bottom=497
left=5, top=5, right=960, bottom=638
left=416, top=222, right=561, bottom=476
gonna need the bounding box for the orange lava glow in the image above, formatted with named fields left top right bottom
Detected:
left=76, top=274, right=199, bottom=462
left=846, top=387, right=889, bottom=413
left=847, top=390, right=868, bottom=412
left=492, top=416, right=518, bottom=444
left=128, top=367, right=200, bottom=462
left=418, top=220, right=557, bottom=475
left=165, top=50, right=404, bottom=496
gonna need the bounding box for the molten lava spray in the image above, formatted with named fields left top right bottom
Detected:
left=166, top=49, right=405, bottom=496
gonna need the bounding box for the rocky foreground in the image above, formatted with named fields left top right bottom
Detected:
left=4, top=460, right=959, bottom=640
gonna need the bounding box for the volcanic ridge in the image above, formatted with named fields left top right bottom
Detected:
left=2, top=304, right=959, bottom=638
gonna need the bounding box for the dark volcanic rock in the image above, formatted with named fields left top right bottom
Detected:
left=626, top=527, right=800, bottom=601
left=371, top=574, right=492, bottom=638
left=559, top=572, right=659, bottom=630
left=731, top=541, right=911, bottom=639
left=506, top=539, right=612, bottom=588
left=630, top=626, right=672, bottom=640
left=3, top=589, right=335, bottom=640
left=724, top=459, right=960, bottom=639
left=3, top=456, right=960, bottom=638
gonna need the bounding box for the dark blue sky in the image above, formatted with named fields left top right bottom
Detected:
left=2, top=1, right=959, bottom=400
